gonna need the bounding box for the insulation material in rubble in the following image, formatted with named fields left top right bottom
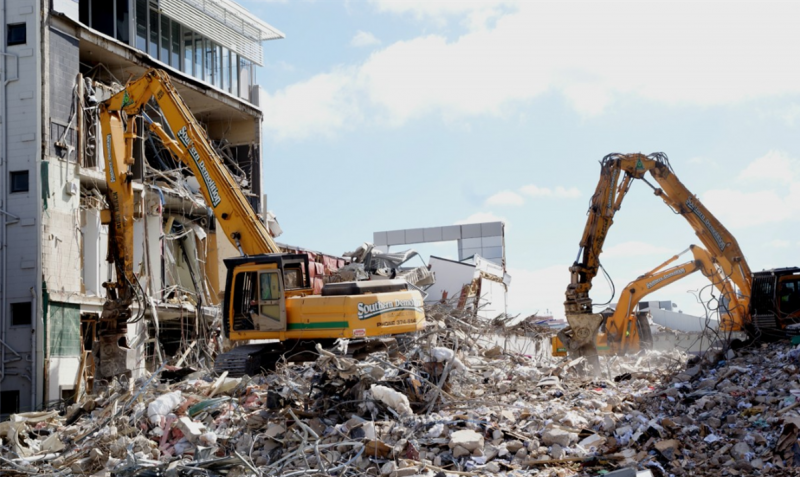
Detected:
left=1, top=306, right=798, bottom=476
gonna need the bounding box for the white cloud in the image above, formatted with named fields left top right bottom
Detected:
left=351, top=31, right=381, bottom=47
left=262, top=2, right=800, bottom=139
left=520, top=184, right=581, bottom=199
left=737, top=150, right=800, bottom=185
left=485, top=190, right=524, bottom=206
left=455, top=211, right=507, bottom=225
left=370, top=0, right=517, bottom=18
left=767, top=239, right=791, bottom=248
left=603, top=241, right=674, bottom=259
left=260, top=70, right=363, bottom=140
left=701, top=150, right=800, bottom=228
left=702, top=189, right=791, bottom=228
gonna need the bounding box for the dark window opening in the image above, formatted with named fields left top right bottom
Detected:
left=0, top=391, right=19, bottom=415
left=11, top=302, right=32, bottom=326
left=115, top=0, right=130, bottom=44
left=135, top=0, right=147, bottom=50
left=61, top=388, right=76, bottom=405
left=79, top=1, right=89, bottom=25
left=10, top=170, right=29, bottom=193
left=91, top=1, right=114, bottom=38
left=160, top=15, right=170, bottom=62
left=170, top=21, right=181, bottom=68
left=7, top=23, right=26, bottom=46
left=148, top=8, right=159, bottom=58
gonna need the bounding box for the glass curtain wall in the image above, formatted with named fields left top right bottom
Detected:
left=126, top=0, right=255, bottom=99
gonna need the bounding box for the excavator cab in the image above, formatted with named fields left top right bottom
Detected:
left=224, top=254, right=310, bottom=336
left=751, top=268, right=800, bottom=337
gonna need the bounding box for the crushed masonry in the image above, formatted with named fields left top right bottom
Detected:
left=2, top=305, right=800, bottom=476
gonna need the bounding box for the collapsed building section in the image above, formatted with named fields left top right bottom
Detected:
left=373, top=222, right=511, bottom=319
left=0, top=0, right=283, bottom=416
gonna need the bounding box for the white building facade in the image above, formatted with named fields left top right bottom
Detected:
left=1, top=0, right=281, bottom=416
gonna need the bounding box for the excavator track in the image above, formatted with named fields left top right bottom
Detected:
left=214, top=337, right=401, bottom=377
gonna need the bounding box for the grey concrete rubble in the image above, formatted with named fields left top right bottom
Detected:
left=1, top=305, right=799, bottom=476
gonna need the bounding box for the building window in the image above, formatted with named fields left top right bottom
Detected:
left=91, top=1, right=114, bottom=38
left=204, top=39, right=214, bottom=84
left=183, top=30, right=194, bottom=75
left=0, top=391, right=19, bottom=415
left=171, top=21, right=181, bottom=69
left=221, top=47, right=230, bottom=92
left=239, top=57, right=252, bottom=99
left=115, top=0, right=130, bottom=44
left=135, top=0, right=147, bottom=51
left=194, top=35, right=204, bottom=80
left=232, top=54, right=239, bottom=97
left=10, top=170, right=28, bottom=193
left=11, top=302, right=32, bottom=326
left=160, top=15, right=170, bottom=62
left=214, top=44, right=222, bottom=88
left=7, top=23, right=25, bottom=46
left=148, top=8, right=159, bottom=58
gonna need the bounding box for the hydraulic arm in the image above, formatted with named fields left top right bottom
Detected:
left=562, top=153, right=751, bottom=363
left=96, top=108, right=144, bottom=380
left=102, top=69, right=279, bottom=256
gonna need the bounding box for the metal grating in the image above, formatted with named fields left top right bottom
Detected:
left=159, top=0, right=285, bottom=66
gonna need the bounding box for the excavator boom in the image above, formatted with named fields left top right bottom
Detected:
left=103, top=69, right=279, bottom=256
left=97, top=69, right=426, bottom=377
left=562, top=153, right=752, bottom=365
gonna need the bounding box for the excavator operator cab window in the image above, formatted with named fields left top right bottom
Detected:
left=231, top=271, right=257, bottom=331
left=231, top=270, right=287, bottom=332
left=779, top=279, right=800, bottom=318
left=283, top=267, right=303, bottom=290
left=259, top=272, right=282, bottom=321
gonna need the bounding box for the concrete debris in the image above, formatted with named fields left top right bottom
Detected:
left=3, top=306, right=800, bottom=476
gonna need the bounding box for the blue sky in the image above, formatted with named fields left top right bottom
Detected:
left=238, top=0, right=800, bottom=320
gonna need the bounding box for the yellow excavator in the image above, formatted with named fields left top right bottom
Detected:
left=98, top=69, right=425, bottom=377
left=553, top=244, right=741, bottom=356
left=560, top=153, right=750, bottom=365
left=560, top=152, right=800, bottom=365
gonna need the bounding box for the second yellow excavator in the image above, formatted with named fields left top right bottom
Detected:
left=98, top=69, right=426, bottom=376
left=553, top=244, right=741, bottom=356
left=559, top=152, right=800, bottom=365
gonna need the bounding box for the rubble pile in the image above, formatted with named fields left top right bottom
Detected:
left=3, top=309, right=800, bottom=476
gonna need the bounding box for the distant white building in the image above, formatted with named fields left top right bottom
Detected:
left=373, top=222, right=510, bottom=319
left=637, top=300, right=717, bottom=333
left=426, top=255, right=511, bottom=320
